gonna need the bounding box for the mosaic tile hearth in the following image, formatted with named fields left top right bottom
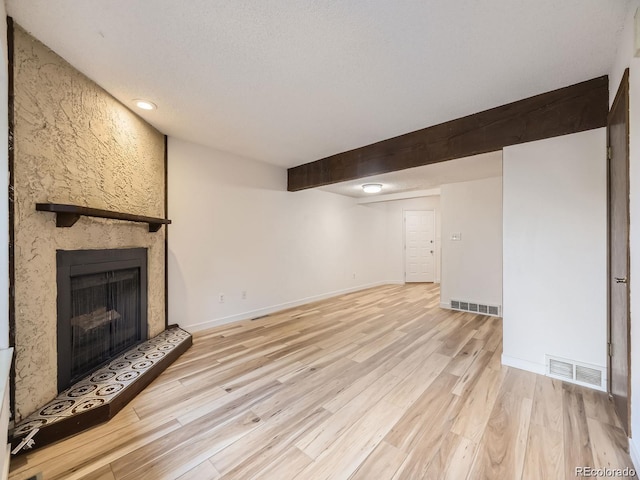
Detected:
left=13, top=327, right=191, bottom=439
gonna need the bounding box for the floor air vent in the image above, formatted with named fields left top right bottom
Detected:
left=449, top=300, right=501, bottom=317
left=546, top=355, right=605, bottom=390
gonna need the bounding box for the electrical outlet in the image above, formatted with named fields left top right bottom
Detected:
left=242, top=290, right=247, bottom=300
left=219, top=293, right=225, bottom=303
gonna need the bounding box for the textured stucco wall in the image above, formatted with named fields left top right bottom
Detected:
left=13, top=25, right=166, bottom=420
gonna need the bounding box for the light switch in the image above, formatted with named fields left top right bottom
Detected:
left=450, top=233, right=462, bottom=241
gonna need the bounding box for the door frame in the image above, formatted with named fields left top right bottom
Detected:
left=607, top=68, right=631, bottom=433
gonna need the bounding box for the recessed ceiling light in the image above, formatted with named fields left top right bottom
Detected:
left=133, top=99, right=157, bottom=111
left=362, top=183, right=383, bottom=194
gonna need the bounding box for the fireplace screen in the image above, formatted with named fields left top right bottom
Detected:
left=57, top=248, right=148, bottom=392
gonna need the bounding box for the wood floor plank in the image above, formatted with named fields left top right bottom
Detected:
left=297, top=399, right=404, bottom=480
left=483, top=320, right=503, bottom=352
left=487, top=340, right=503, bottom=371
left=474, top=315, right=498, bottom=340
left=391, top=390, right=463, bottom=479
left=178, top=355, right=271, bottom=391
left=445, top=337, right=485, bottom=376
left=348, top=330, right=407, bottom=363
left=468, top=394, right=532, bottom=479
left=587, top=418, right=634, bottom=477
left=522, top=423, right=564, bottom=480
left=563, top=384, right=595, bottom=479
left=248, top=357, right=359, bottom=418
left=450, top=365, right=506, bottom=443
left=322, top=355, right=403, bottom=413
left=451, top=349, right=493, bottom=397
left=237, top=447, right=312, bottom=480
left=531, top=375, right=564, bottom=433
left=437, top=324, right=478, bottom=358
left=176, top=460, right=220, bottom=480
left=208, top=406, right=331, bottom=476
left=296, top=372, right=403, bottom=459
left=176, top=377, right=282, bottom=426
left=350, top=441, right=406, bottom=480
left=385, top=352, right=451, bottom=409
left=132, top=382, right=227, bottom=421
left=9, top=284, right=634, bottom=480
left=583, top=388, right=623, bottom=429
left=423, top=431, right=477, bottom=480
left=386, top=337, right=443, bottom=379
left=114, top=410, right=262, bottom=480
left=385, top=372, right=459, bottom=453
left=77, top=464, right=116, bottom=480
left=467, top=369, right=535, bottom=480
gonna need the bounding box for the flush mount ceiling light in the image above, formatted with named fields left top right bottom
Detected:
left=133, top=99, right=157, bottom=111
left=362, top=183, right=383, bottom=194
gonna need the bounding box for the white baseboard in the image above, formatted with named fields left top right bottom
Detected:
left=501, top=355, right=546, bottom=375
left=440, top=302, right=450, bottom=309
left=630, top=437, right=640, bottom=473
left=183, top=281, right=393, bottom=333
left=1, top=445, right=8, bottom=480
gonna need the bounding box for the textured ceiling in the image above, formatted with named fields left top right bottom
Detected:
left=6, top=0, right=630, bottom=169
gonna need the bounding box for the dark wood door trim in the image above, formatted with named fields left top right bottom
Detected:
left=164, top=134, right=168, bottom=329
left=288, top=76, right=609, bottom=191
left=607, top=68, right=630, bottom=434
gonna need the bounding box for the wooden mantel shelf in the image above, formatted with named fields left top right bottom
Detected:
left=35, top=203, right=171, bottom=232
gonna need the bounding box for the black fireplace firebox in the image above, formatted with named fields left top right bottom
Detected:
left=56, top=248, right=148, bottom=392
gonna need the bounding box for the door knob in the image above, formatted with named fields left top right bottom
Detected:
left=615, top=277, right=628, bottom=284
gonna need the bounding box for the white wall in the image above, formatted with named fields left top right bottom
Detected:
left=611, top=0, right=640, bottom=464
left=168, top=138, right=390, bottom=331
left=502, top=128, right=607, bottom=376
left=440, top=176, right=502, bottom=309
left=383, top=196, right=441, bottom=283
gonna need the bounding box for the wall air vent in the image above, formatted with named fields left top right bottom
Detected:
left=575, top=365, right=603, bottom=387
left=546, top=355, right=605, bottom=391
left=449, top=300, right=501, bottom=317
left=549, top=358, right=573, bottom=380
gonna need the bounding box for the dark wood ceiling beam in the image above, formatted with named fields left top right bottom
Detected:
left=287, top=76, right=608, bottom=191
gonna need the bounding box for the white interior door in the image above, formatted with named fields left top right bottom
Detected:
left=404, top=210, right=435, bottom=283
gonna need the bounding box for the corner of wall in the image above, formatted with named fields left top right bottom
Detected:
left=630, top=437, right=640, bottom=473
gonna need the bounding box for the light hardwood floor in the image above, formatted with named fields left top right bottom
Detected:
left=9, top=284, right=636, bottom=479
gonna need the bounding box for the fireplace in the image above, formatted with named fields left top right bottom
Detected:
left=56, top=248, right=148, bottom=392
